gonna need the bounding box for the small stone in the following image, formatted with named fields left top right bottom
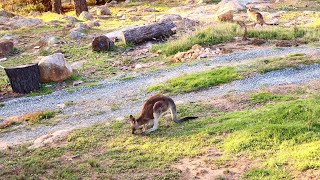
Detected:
left=73, top=80, right=83, bottom=86
left=57, top=103, right=66, bottom=109
left=135, top=64, right=143, bottom=69
left=34, top=46, right=41, bottom=49
left=0, top=57, right=7, bottom=62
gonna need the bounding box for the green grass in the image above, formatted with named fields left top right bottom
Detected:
left=152, top=23, right=238, bottom=56
left=247, top=27, right=305, bottom=40
left=148, top=67, right=241, bottom=95
left=248, top=53, right=320, bottom=74
left=250, top=92, right=294, bottom=105
left=243, top=168, right=290, bottom=179
left=1, top=93, right=319, bottom=179
left=149, top=53, right=320, bottom=95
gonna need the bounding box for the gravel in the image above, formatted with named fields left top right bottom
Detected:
left=1, top=47, right=320, bottom=147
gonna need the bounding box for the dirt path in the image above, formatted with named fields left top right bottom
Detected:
left=1, top=47, right=320, bottom=148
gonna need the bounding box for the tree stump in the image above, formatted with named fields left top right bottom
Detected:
left=51, top=0, right=62, bottom=14
left=74, top=0, right=88, bottom=16
left=121, top=21, right=176, bottom=45
left=4, top=64, right=41, bottom=94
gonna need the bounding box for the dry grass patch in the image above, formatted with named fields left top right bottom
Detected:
left=0, top=110, right=58, bottom=129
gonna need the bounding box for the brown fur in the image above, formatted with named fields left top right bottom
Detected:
left=129, top=94, right=197, bottom=134
left=247, top=8, right=278, bottom=26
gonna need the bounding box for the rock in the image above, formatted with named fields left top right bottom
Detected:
left=38, top=53, right=73, bottom=83
left=40, top=36, right=61, bottom=46
left=97, top=7, right=111, bottom=16
left=0, top=57, right=7, bottom=62
left=108, top=0, right=118, bottom=5
left=63, top=16, right=78, bottom=24
left=73, top=80, right=83, bottom=86
left=0, top=40, right=13, bottom=57
left=71, top=61, right=85, bottom=72
left=216, top=0, right=246, bottom=12
left=92, top=36, right=111, bottom=51
left=72, top=23, right=89, bottom=32
left=135, top=64, right=143, bottom=69
left=12, top=18, right=43, bottom=28
left=141, top=8, right=159, bottom=12
left=86, top=20, right=100, bottom=28
left=69, top=31, right=85, bottom=39
left=79, top=11, right=93, bottom=21
left=57, top=103, right=66, bottom=109
left=0, top=10, right=15, bottom=18
left=126, top=8, right=137, bottom=13
left=119, top=15, right=126, bottom=20
left=28, top=129, right=73, bottom=149
left=217, top=10, right=233, bottom=22
left=158, top=14, right=182, bottom=23
left=34, top=46, right=41, bottom=49
left=1, top=34, right=15, bottom=41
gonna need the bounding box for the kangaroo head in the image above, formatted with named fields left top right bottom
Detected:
left=129, top=115, right=139, bottom=134
left=247, top=7, right=253, bottom=12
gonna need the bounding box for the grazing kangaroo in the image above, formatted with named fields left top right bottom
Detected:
left=129, top=94, right=197, bottom=134
left=247, top=8, right=278, bottom=26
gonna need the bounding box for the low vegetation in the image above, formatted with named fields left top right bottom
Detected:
left=249, top=92, right=294, bottom=105
left=152, top=23, right=238, bottom=56
left=148, top=67, right=241, bottom=94
left=0, top=110, right=58, bottom=129
left=149, top=53, right=320, bottom=95
left=0, top=90, right=319, bottom=179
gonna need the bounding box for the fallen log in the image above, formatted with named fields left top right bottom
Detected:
left=120, top=21, right=176, bottom=44
left=3, top=64, right=41, bottom=94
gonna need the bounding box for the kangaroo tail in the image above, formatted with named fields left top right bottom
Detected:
left=265, top=22, right=279, bottom=25
left=168, top=98, right=198, bottom=123
left=177, top=116, right=198, bottom=122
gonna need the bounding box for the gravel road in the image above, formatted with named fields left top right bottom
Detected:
left=1, top=47, right=320, bottom=148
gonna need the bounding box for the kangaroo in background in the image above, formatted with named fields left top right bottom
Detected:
left=247, top=7, right=278, bottom=26
left=129, top=94, right=197, bottom=134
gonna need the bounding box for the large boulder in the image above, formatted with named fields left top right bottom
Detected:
left=79, top=11, right=93, bottom=21
left=0, top=40, right=14, bottom=57
left=38, top=53, right=73, bottom=83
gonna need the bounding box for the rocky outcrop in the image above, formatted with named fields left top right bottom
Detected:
left=38, top=53, right=73, bottom=83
